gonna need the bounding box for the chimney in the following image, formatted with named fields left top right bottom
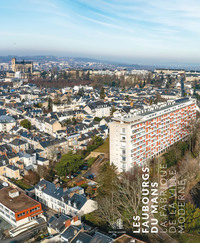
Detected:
left=65, top=219, right=71, bottom=228
left=69, top=191, right=75, bottom=198
left=73, top=215, right=78, bottom=223
left=63, top=187, right=68, bottom=192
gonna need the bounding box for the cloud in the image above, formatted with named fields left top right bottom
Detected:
left=1, top=0, right=200, bottom=63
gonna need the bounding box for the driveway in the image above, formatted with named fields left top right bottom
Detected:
left=83, top=154, right=104, bottom=179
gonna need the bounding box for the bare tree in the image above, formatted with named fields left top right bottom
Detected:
left=96, top=166, right=143, bottom=229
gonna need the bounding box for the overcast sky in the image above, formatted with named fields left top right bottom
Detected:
left=1, top=0, right=200, bottom=64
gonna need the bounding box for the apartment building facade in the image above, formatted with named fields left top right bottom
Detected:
left=110, top=98, right=196, bottom=172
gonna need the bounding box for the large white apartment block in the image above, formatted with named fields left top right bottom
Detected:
left=110, top=98, right=196, bottom=172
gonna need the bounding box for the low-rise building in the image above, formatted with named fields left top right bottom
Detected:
left=84, top=101, right=111, bottom=118
left=9, top=138, right=29, bottom=153
left=5, top=164, right=21, bottom=179
left=35, top=180, right=97, bottom=216
left=0, top=187, right=43, bottom=227
left=0, top=115, right=16, bottom=132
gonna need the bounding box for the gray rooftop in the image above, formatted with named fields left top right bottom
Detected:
left=0, top=115, right=15, bottom=123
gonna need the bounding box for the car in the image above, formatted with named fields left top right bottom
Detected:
left=80, top=166, right=88, bottom=170
left=76, top=171, right=81, bottom=174
left=87, top=174, right=94, bottom=179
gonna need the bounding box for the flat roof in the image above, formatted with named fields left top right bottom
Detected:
left=0, top=187, right=40, bottom=213
left=113, top=98, right=195, bottom=123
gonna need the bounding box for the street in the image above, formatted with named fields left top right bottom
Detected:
left=0, top=221, right=47, bottom=243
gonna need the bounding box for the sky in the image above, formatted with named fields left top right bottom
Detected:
left=1, top=0, right=200, bottom=65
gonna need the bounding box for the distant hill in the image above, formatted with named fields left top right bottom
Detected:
left=2, top=55, right=199, bottom=71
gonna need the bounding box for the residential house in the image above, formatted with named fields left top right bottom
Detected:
left=35, top=180, right=97, bottom=217
left=47, top=214, right=80, bottom=236
left=9, top=138, right=29, bottom=153
left=0, top=115, right=16, bottom=132
left=5, top=164, right=21, bottom=179
left=84, top=101, right=111, bottom=118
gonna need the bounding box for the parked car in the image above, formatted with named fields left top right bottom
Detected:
left=87, top=174, right=94, bottom=179
left=80, top=166, right=88, bottom=170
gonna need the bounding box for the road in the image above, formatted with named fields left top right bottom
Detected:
left=83, top=154, right=104, bottom=178
left=42, top=204, right=57, bottom=221
left=0, top=221, right=47, bottom=243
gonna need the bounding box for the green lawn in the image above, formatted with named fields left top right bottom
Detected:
left=14, top=179, right=32, bottom=190
left=94, top=138, right=109, bottom=154
left=87, top=157, right=96, bottom=167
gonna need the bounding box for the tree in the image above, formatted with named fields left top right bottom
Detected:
left=166, top=82, right=170, bottom=89
left=100, top=87, right=105, bottom=99
left=111, top=106, right=117, bottom=115
left=96, top=165, right=143, bottom=229
left=97, top=162, right=118, bottom=197
left=78, top=88, right=84, bottom=96
left=34, top=102, right=42, bottom=108
left=125, top=95, right=129, bottom=100
left=48, top=97, right=52, bottom=110
left=72, top=117, right=77, bottom=125
left=24, top=170, right=40, bottom=185
left=55, top=151, right=83, bottom=179
left=169, top=201, right=200, bottom=232
left=20, top=119, right=31, bottom=129
left=86, top=136, right=104, bottom=152
left=94, top=117, right=102, bottom=122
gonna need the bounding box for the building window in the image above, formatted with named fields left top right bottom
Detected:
left=17, top=212, right=25, bottom=218
left=121, top=142, right=126, bottom=147
left=121, top=128, right=126, bottom=134
left=122, top=156, right=126, bottom=162
left=122, top=149, right=126, bottom=155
